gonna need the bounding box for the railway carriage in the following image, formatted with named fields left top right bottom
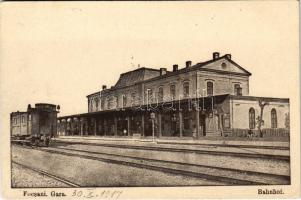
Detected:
left=11, top=103, right=60, bottom=146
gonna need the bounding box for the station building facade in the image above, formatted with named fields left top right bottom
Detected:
left=57, top=52, right=290, bottom=139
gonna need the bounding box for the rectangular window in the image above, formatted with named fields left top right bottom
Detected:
left=106, top=97, right=111, bottom=109
left=95, top=98, right=99, bottom=110
left=183, top=82, right=190, bottom=98
left=207, top=82, right=213, bottom=96
left=147, top=89, right=153, bottom=104
left=122, top=95, right=127, bottom=107
left=170, top=85, right=176, bottom=100
left=91, top=99, right=94, bottom=110
left=234, top=84, right=242, bottom=96
left=158, top=87, right=163, bottom=102
left=224, top=118, right=230, bottom=128
left=131, top=92, right=136, bottom=105
left=116, top=96, right=119, bottom=108
left=101, top=98, right=104, bottom=110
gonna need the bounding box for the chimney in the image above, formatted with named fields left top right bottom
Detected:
left=213, top=52, right=220, bottom=60
left=185, top=61, right=192, bottom=68
left=173, top=64, right=178, bottom=72
left=160, top=68, right=167, bottom=75
left=225, top=54, right=231, bottom=59
left=102, top=85, right=107, bottom=90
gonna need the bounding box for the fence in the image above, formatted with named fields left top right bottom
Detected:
left=228, top=128, right=289, bottom=138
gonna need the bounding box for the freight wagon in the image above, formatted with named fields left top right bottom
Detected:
left=10, top=103, right=60, bottom=146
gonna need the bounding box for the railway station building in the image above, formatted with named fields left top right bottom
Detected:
left=57, top=52, right=290, bottom=139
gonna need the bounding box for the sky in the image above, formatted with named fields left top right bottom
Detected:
left=1, top=1, right=299, bottom=118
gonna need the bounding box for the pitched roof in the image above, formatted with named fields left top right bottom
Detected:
left=114, top=67, right=161, bottom=88
left=226, top=58, right=252, bottom=76
left=142, top=55, right=251, bottom=84
left=189, top=55, right=252, bottom=76
left=87, top=54, right=252, bottom=96
left=86, top=91, right=100, bottom=98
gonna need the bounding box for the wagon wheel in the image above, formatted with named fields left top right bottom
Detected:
left=32, top=138, right=38, bottom=147
left=44, top=138, right=50, bottom=147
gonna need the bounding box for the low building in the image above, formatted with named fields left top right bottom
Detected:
left=57, top=52, right=289, bottom=139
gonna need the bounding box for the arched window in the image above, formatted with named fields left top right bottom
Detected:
left=158, top=87, right=163, bottom=102
left=234, top=84, right=242, bottom=96
left=207, top=81, right=213, bottom=96
left=271, top=108, right=277, bottom=128
left=183, top=82, right=190, bottom=98
left=249, top=107, right=255, bottom=129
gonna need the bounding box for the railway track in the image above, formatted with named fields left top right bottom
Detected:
left=15, top=145, right=290, bottom=186
left=54, top=140, right=290, bottom=161
left=157, top=141, right=289, bottom=150
left=12, top=160, right=81, bottom=187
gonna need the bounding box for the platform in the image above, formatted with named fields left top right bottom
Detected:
left=55, top=135, right=289, bottom=149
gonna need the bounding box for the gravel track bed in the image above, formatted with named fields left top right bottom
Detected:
left=12, top=145, right=223, bottom=186
left=44, top=147, right=290, bottom=185
left=53, top=143, right=290, bottom=176
left=55, top=139, right=290, bottom=156
left=11, top=163, right=70, bottom=188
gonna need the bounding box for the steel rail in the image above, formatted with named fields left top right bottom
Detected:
left=12, top=160, right=81, bottom=187
left=54, top=140, right=290, bottom=161
left=16, top=145, right=289, bottom=186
